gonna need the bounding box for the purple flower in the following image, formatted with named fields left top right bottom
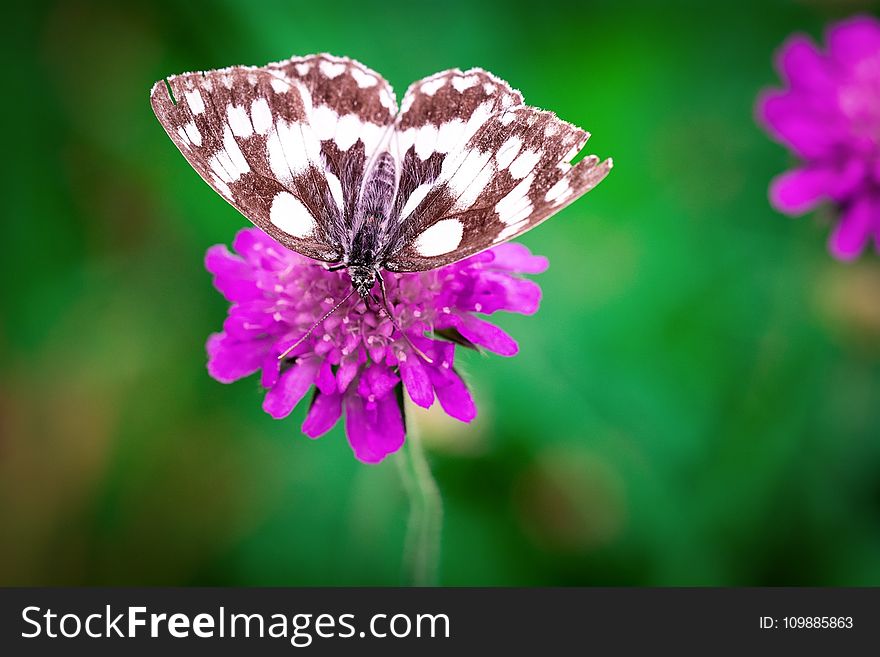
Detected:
left=757, top=15, right=880, bottom=260
left=205, top=228, right=548, bottom=463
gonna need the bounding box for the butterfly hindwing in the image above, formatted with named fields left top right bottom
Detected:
left=383, top=68, right=612, bottom=272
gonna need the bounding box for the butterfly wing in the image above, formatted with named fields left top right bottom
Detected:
left=150, top=54, right=397, bottom=262
left=382, top=68, right=612, bottom=272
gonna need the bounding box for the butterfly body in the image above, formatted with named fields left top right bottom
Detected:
left=151, top=54, right=611, bottom=298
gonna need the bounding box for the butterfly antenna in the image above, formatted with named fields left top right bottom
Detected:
left=377, top=273, right=434, bottom=364
left=277, top=288, right=356, bottom=361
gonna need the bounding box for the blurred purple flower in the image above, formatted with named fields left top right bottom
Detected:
left=205, top=228, right=547, bottom=463
left=757, top=15, right=880, bottom=260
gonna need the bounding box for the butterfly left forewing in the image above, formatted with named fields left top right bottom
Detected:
left=151, top=65, right=347, bottom=261
left=151, top=54, right=398, bottom=262
left=383, top=70, right=611, bottom=272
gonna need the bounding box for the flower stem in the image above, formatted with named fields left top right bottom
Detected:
left=396, top=421, right=442, bottom=586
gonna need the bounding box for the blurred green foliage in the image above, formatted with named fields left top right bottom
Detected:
left=2, top=0, right=880, bottom=586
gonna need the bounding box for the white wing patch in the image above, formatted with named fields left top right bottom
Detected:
left=495, top=174, right=535, bottom=224
left=227, top=105, right=254, bottom=138
left=508, top=149, right=542, bottom=179
left=399, top=183, right=433, bottom=220
left=250, top=98, right=272, bottom=135
left=319, top=60, right=346, bottom=79
left=414, top=219, right=464, bottom=257
left=496, top=136, right=522, bottom=170
left=185, top=89, right=205, bottom=114
left=270, top=192, right=315, bottom=238
left=334, top=114, right=363, bottom=151
left=183, top=121, right=202, bottom=146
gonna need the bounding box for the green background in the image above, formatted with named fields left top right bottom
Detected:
left=3, top=0, right=880, bottom=586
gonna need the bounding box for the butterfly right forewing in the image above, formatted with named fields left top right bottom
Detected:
left=151, top=54, right=398, bottom=263
left=382, top=68, right=611, bottom=272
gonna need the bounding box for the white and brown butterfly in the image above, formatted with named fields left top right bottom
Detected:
left=151, top=54, right=612, bottom=300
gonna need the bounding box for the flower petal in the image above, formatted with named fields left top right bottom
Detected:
left=758, top=91, right=839, bottom=158
left=233, top=228, right=281, bottom=266
left=337, top=352, right=362, bottom=393
left=260, top=353, right=280, bottom=388
left=344, top=390, right=405, bottom=463
left=357, top=364, right=399, bottom=400
left=399, top=350, right=434, bottom=408
left=205, top=245, right=262, bottom=302
left=206, top=333, right=266, bottom=383
left=829, top=195, right=878, bottom=261
left=827, top=16, right=880, bottom=70
left=262, top=357, right=320, bottom=419
left=428, top=367, right=476, bottom=422
left=302, top=391, right=342, bottom=438
left=775, top=34, right=834, bottom=93
left=315, top=358, right=337, bottom=395
left=769, top=167, right=835, bottom=214
left=487, top=242, right=549, bottom=274
left=471, top=272, right=543, bottom=315
left=444, top=313, right=519, bottom=356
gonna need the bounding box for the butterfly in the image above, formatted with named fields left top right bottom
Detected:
left=151, top=54, right=612, bottom=303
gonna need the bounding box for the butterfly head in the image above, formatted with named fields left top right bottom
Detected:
left=348, top=264, right=379, bottom=300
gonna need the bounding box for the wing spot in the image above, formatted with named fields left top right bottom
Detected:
left=176, top=126, right=191, bottom=147
left=460, top=101, right=493, bottom=146
left=379, top=87, right=396, bottom=111
left=496, top=136, right=522, bottom=170
left=421, top=77, right=446, bottom=96
left=211, top=174, right=233, bottom=200
left=268, top=120, right=308, bottom=181
left=445, top=149, right=490, bottom=195
left=294, top=62, right=311, bottom=76
left=508, top=148, right=542, bottom=179
left=221, top=126, right=251, bottom=179
left=499, top=110, right=517, bottom=125
left=208, top=154, right=233, bottom=184
left=495, top=173, right=535, bottom=224
left=270, top=192, right=315, bottom=238
left=227, top=105, right=254, bottom=138
left=451, top=75, right=479, bottom=92
left=325, top=171, right=344, bottom=211
left=185, top=89, right=205, bottom=114
left=351, top=67, right=378, bottom=88
left=251, top=98, right=273, bottom=135
left=334, top=113, right=362, bottom=151
left=436, top=119, right=465, bottom=153
left=319, top=60, right=346, bottom=79
left=544, top=177, right=572, bottom=204
left=400, top=92, right=415, bottom=113
left=399, top=183, right=433, bottom=220
left=414, top=219, right=464, bottom=257
left=496, top=219, right=529, bottom=242
left=312, top=105, right=339, bottom=141
left=270, top=76, right=291, bottom=93
left=183, top=121, right=202, bottom=146
left=358, top=122, right=383, bottom=156
left=414, top=123, right=439, bottom=160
